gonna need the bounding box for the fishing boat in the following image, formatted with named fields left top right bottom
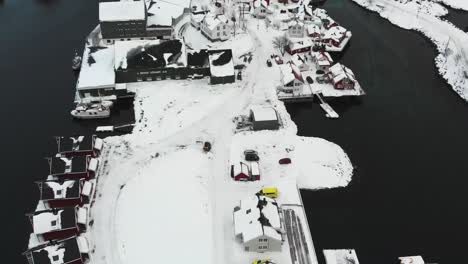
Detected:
left=71, top=103, right=110, bottom=119
left=72, top=51, right=82, bottom=71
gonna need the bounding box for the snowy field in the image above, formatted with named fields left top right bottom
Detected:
left=88, top=10, right=353, bottom=264
left=351, top=0, right=468, bottom=101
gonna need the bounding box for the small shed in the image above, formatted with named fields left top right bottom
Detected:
left=231, top=162, right=251, bottom=181
left=47, top=156, right=99, bottom=181
left=250, top=162, right=261, bottom=181
left=250, top=107, right=280, bottom=131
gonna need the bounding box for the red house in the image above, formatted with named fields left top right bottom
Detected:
left=287, top=39, right=312, bottom=55
left=322, top=26, right=348, bottom=47
left=23, top=236, right=90, bottom=264
left=57, top=135, right=104, bottom=158
left=46, top=156, right=99, bottom=181
left=37, top=179, right=84, bottom=208
left=328, top=63, right=356, bottom=90
left=28, top=206, right=87, bottom=242
left=231, top=162, right=261, bottom=181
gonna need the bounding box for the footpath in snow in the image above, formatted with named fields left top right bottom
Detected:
left=351, top=0, right=468, bottom=101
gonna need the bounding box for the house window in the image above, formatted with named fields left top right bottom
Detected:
left=52, top=255, right=59, bottom=261
left=217, top=26, right=220, bottom=30
left=51, top=220, right=57, bottom=226
left=245, top=246, right=250, bottom=251
left=137, top=77, right=143, bottom=82
left=223, top=25, right=226, bottom=29
left=246, top=209, right=251, bottom=214
left=56, top=190, right=62, bottom=196
left=217, top=32, right=220, bottom=37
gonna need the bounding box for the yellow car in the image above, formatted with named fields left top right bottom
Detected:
left=252, top=259, right=273, bottom=264
left=259, top=187, right=279, bottom=198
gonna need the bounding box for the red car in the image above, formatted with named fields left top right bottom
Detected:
left=279, top=158, right=291, bottom=165
left=274, top=56, right=283, bottom=65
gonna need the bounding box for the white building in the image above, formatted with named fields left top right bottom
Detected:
left=311, top=51, right=333, bottom=71
left=287, top=20, right=305, bottom=38
left=200, top=14, right=230, bottom=41
left=234, top=195, right=283, bottom=252
left=279, top=62, right=304, bottom=94
left=253, top=0, right=273, bottom=18
left=291, top=53, right=309, bottom=72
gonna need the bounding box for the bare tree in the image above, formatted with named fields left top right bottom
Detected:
left=272, top=34, right=291, bottom=56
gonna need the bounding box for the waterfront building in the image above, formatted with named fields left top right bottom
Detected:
left=234, top=195, right=283, bottom=252
left=23, top=236, right=89, bottom=264
left=208, top=49, right=235, bottom=84
left=36, top=180, right=84, bottom=209
left=279, top=62, right=304, bottom=93
left=328, top=63, right=356, bottom=90
left=45, top=156, right=99, bottom=181
left=28, top=207, right=87, bottom=242
left=56, top=135, right=104, bottom=158
left=288, top=20, right=305, bottom=38
left=291, top=53, right=309, bottom=72
left=99, top=1, right=148, bottom=44
left=311, top=51, right=333, bottom=71
left=252, top=0, right=273, bottom=19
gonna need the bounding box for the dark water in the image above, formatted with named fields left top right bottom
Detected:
left=441, top=3, right=468, bottom=32
left=1, top=0, right=467, bottom=263
left=0, top=1, right=133, bottom=262
left=292, top=1, right=468, bottom=263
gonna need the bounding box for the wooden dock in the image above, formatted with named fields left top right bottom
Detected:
left=316, top=93, right=339, bottom=119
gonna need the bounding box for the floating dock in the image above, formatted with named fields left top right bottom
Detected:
left=316, top=93, right=339, bottom=119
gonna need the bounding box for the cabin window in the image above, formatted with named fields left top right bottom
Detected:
left=217, top=32, right=220, bottom=37
left=56, top=190, right=62, bottom=196
left=246, top=209, right=251, bottom=214
left=52, top=255, right=59, bottom=261
left=51, top=220, right=57, bottom=226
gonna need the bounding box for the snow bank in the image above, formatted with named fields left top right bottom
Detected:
left=437, top=0, right=468, bottom=11
left=351, top=0, right=468, bottom=101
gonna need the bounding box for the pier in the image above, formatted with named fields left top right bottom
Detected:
left=316, top=93, right=339, bottom=119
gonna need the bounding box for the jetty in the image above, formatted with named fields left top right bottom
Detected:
left=316, top=93, right=339, bottom=119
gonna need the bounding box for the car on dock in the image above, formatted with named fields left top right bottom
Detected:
left=259, top=187, right=279, bottom=198
left=306, top=76, right=314, bottom=84
left=316, top=69, right=325, bottom=75
left=279, top=157, right=291, bottom=164
left=267, top=59, right=272, bottom=67
left=244, top=150, right=259, bottom=161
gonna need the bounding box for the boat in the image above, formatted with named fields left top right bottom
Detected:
left=71, top=104, right=110, bottom=119
left=72, top=51, right=82, bottom=71
left=399, top=256, right=425, bottom=264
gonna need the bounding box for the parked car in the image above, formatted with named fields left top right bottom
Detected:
left=306, top=76, right=314, bottom=84
left=274, top=56, right=283, bottom=65
left=253, top=259, right=274, bottom=264
left=244, top=150, right=259, bottom=161
left=316, top=75, right=328, bottom=84
left=203, top=142, right=211, bottom=152
left=188, top=73, right=204, bottom=80
left=267, top=59, right=272, bottom=67
left=259, top=187, right=279, bottom=198
left=234, top=64, right=246, bottom=70
left=316, top=69, right=325, bottom=75
left=279, top=158, right=291, bottom=164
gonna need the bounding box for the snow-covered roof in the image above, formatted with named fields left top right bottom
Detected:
left=26, top=237, right=82, bottom=264
left=208, top=50, right=234, bottom=77
left=288, top=19, right=304, bottom=28
left=312, top=8, right=328, bottom=20
left=399, top=256, right=425, bottom=264
left=232, top=162, right=250, bottom=176
left=99, top=1, right=146, bottom=22
left=323, top=25, right=347, bottom=41
left=291, top=53, right=306, bottom=66
left=94, top=137, right=103, bottom=151
left=202, top=13, right=228, bottom=31
left=77, top=44, right=115, bottom=90
left=250, top=162, right=260, bottom=176
left=253, top=0, right=270, bottom=9
left=114, top=39, right=187, bottom=70
left=323, top=249, right=360, bottom=264
left=146, top=0, right=189, bottom=27
left=41, top=180, right=80, bottom=200
left=312, top=51, right=333, bottom=63
left=279, top=62, right=303, bottom=85
left=88, top=158, right=98, bottom=172
left=329, top=63, right=356, bottom=84
left=251, top=107, right=278, bottom=122
left=81, top=181, right=93, bottom=197
left=233, top=195, right=282, bottom=243
left=288, top=38, right=312, bottom=51
left=32, top=208, right=77, bottom=234
left=306, top=24, right=321, bottom=35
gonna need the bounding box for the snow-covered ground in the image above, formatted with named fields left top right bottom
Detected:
left=88, top=9, right=353, bottom=264
left=351, top=0, right=468, bottom=101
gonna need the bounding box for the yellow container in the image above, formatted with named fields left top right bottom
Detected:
left=260, top=187, right=279, bottom=198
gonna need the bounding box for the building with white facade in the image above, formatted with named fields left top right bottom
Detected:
left=200, top=14, right=230, bottom=41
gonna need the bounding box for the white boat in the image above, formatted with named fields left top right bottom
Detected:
left=72, top=51, right=82, bottom=71
left=399, top=256, right=425, bottom=264
left=71, top=104, right=110, bottom=119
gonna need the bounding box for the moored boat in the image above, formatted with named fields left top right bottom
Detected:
left=71, top=104, right=110, bottom=119
left=72, top=51, right=82, bottom=71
